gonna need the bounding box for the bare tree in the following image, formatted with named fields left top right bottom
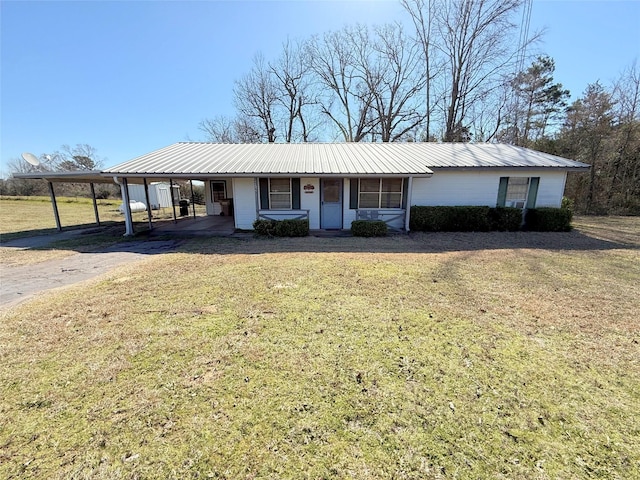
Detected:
left=364, top=23, right=427, bottom=142
left=269, top=39, right=317, bottom=142
left=52, top=144, right=103, bottom=170
left=306, top=26, right=378, bottom=142
left=468, top=77, right=511, bottom=141
left=199, top=116, right=237, bottom=143
left=562, top=82, right=615, bottom=212
left=234, top=53, right=279, bottom=143
left=609, top=61, right=640, bottom=209
left=400, top=0, right=442, bottom=140
left=4, top=143, right=105, bottom=196
left=434, top=0, right=532, bottom=142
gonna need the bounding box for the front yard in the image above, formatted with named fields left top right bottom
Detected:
left=0, top=203, right=638, bottom=478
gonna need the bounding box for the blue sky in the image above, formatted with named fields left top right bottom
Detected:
left=1, top=0, right=639, bottom=176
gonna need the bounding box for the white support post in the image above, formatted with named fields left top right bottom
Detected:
left=143, top=178, right=153, bottom=231
left=404, top=176, right=413, bottom=232
left=169, top=178, right=177, bottom=223
left=120, top=177, right=134, bottom=236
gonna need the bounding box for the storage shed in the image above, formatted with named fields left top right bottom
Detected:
left=125, top=182, right=180, bottom=209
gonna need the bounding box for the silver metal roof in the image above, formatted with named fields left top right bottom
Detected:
left=103, top=142, right=589, bottom=178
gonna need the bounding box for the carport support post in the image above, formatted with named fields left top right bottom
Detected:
left=404, top=176, right=413, bottom=232
left=89, top=182, right=101, bottom=226
left=169, top=178, right=177, bottom=223
left=143, top=178, right=153, bottom=231
left=47, top=181, right=62, bottom=232
left=190, top=180, right=196, bottom=219
left=120, top=178, right=134, bottom=236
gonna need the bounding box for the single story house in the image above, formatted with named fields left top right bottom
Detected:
left=16, top=142, right=590, bottom=235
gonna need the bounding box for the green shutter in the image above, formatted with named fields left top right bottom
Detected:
left=526, top=177, right=540, bottom=209
left=497, top=177, right=509, bottom=207
left=292, top=178, right=301, bottom=209
left=349, top=178, right=359, bottom=209
left=402, top=178, right=409, bottom=209
left=259, top=178, right=269, bottom=209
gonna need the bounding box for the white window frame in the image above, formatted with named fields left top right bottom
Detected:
left=269, top=178, right=292, bottom=209
left=505, top=177, right=530, bottom=209
left=358, top=178, right=403, bottom=209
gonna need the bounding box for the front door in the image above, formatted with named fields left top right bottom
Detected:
left=321, top=179, right=342, bottom=229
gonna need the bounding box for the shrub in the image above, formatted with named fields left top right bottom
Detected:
left=489, top=207, right=522, bottom=231
left=410, top=206, right=492, bottom=232
left=561, top=196, right=574, bottom=212
left=524, top=207, right=573, bottom=232
left=253, top=219, right=309, bottom=237
left=351, top=220, right=388, bottom=237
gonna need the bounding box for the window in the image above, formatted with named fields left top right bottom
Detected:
left=210, top=181, right=226, bottom=203
left=269, top=178, right=292, bottom=209
left=497, top=177, right=540, bottom=208
left=505, top=177, right=529, bottom=208
left=259, top=178, right=301, bottom=210
left=358, top=178, right=403, bottom=209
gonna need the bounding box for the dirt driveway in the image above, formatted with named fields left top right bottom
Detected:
left=0, top=239, right=180, bottom=310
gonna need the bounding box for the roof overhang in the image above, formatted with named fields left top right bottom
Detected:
left=13, top=170, right=115, bottom=184
left=429, top=165, right=591, bottom=172
left=106, top=172, right=434, bottom=179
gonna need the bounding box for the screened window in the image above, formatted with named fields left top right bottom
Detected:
left=497, top=176, right=539, bottom=209
left=358, top=178, right=403, bottom=208
left=269, top=178, right=292, bottom=209
left=210, top=181, right=226, bottom=203
left=505, top=177, right=529, bottom=208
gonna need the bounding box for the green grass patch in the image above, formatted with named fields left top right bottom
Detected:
left=1, top=233, right=638, bottom=478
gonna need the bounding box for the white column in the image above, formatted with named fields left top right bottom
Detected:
left=120, top=177, right=134, bottom=236
left=404, top=176, right=413, bottom=232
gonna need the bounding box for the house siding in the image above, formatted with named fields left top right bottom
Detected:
left=412, top=170, right=567, bottom=208
left=232, top=178, right=258, bottom=229
left=300, top=177, right=320, bottom=229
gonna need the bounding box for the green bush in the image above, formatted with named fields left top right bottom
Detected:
left=561, top=196, right=574, bottom=212
left=489, top=207, right=523, bottom=231
left=351, top=220, right=388, bottom=237
left=524, top=208, right=573, bottom=232
left=410, top=206, right=493, bottom=232
left=252, top=219, right=309, bottom=237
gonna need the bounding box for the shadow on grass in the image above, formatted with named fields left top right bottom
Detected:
left=2, top=220, right=638, bottom=257
left=0, top=222, right=127, bottom=243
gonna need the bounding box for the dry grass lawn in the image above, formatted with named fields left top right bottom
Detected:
left=0, top=196, right=204, bottom=266
left=0, top=207, right=638, bottom=478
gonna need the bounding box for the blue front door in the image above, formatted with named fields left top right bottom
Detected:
left=321, top=179, right=342, bottom=229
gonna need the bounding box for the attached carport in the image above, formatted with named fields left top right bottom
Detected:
left=12, top=171, right=202, bottom=236
left=12, top=171, right=112, bottom=232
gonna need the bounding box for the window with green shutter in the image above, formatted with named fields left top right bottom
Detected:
left=497, top=177, right=540, bottom=208
left=258, top=178, right=300, bottom=209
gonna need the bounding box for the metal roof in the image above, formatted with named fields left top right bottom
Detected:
left=103, top=142, right=589, bottom=178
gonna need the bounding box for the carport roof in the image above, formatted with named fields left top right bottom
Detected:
left=12, top=170, right=114, bottom=184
